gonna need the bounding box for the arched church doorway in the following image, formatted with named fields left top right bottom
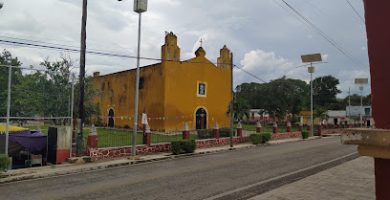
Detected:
left=108, top=109, right=115, bottom=128
left=196, top=108, right=207, bottom=129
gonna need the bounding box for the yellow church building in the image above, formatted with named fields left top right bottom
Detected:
left=91, top=32, right=233, bottom=132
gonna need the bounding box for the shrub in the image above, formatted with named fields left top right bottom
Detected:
left=197, top=129, right=213, bottom=139
left=182, top=140, right=196, bottom=153
left=302, top=131, right=309, bottom=139
left=171, top=141, right=182, bottom=155
left=220, top=128, right=233, bottom=138
left=0, top=154, right=10, bottom=171
left=171, top=140, right=197, bottom=155
left=261, top=133, right=271, bottom=144
left=249, top=134, right=261, bottom=145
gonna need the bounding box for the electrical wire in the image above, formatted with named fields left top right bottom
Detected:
left=278, top=0, right=367, bottom=69
left=345, top=0, right=365, bottom=24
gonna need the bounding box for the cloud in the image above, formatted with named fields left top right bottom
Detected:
left=236, top=49, right=294, bottom=84
left=0, top=0, right=370, bottom=99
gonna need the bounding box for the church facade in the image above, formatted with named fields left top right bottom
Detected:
left=91, top=32, right=233, bottom=132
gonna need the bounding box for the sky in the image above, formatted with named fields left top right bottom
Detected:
left=0, top=0, right=370, bottom=97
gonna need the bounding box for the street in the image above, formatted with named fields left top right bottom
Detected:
left=0, top=137, right=356, bottom=200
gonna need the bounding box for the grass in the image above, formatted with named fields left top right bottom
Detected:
left=20, top=124, right=198, bottom=148
left=15, top=122, right=298, bottom=149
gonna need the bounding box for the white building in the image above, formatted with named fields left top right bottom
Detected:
left=326, top=110, right=347, bottom=125
left=346, top=106, right=372, bottom=118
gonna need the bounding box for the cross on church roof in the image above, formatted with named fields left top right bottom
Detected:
left=199, top=38, right=203, bottom=47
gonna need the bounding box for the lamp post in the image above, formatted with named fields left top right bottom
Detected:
left=301, top=53, right=322, bottom=137
left=0, top=2, right=3, bottom=9
left=132, top=0, right=147, bottom=156
left=354, top=78, right=368, bottom=127
left=308, top=66, right=314, bottom=137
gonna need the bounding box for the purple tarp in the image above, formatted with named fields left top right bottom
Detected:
left=9, top=131, right=47, bottom=152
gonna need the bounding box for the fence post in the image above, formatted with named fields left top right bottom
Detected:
left=143, top=124, right=151, bottom=146
left=237, top=121, right=243, bottom=138
left=287, top=121, right=291, bottom=132
left=213, top=122, right=220, bottom=139
left=273, top=122, right=278, bottom=134
left=87, top=124, right=98, bottom=149
left=256, top=121, right=262, bottom=133
left=182, top=122, right=190, bottom=140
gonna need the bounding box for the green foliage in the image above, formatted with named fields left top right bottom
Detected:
left=261, top=133, right=271, bottom=143
left=182, top=140, right=196, bottom=153
left=234, top=77, right=309, bottom=120
left=171, top=140, right=196, bottom=155
left=249, top=134, right=261, bottom=145
left=0, top=50, right=100, bottom=125
left=220, top=128, right=233, bottom=137
left=302, top=131, right=309, bottom=139
left=313, top=75, right=341, bottom=109
left=171, top=141, right=182, bottom=155
left=197, top=129, right=213, bottom=139
left=0, top=154, right=10, bottom=171
left=197, top=128, right=232, bottom=139
left=0, top=50, right=22, bottom=117
left=227, top=95, right=250, bottom=121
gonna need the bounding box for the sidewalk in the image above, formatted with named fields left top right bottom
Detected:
left=249, top=156, right=375, bottom=200
left=0, top=136, right=322, bottom=184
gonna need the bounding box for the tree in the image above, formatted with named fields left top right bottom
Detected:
left=312, top=75, right=341, bottom=109
left=0, top=50, right=22, bottom=117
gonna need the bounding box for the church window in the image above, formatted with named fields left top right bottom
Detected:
left=197, top=82, right=207, bottom=97
left=139, top=77, right=145, bottom=89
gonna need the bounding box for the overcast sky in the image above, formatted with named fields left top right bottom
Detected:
left=0, top=0, right=370, bottom=97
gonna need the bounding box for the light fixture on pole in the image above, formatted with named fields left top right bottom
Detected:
left=0, top=2, right=4, bottom=9
left=132, top=0, right=147, bottom=156
left=301, top=53, right=322, bottom=137
left=354, top=78, right=368, bottom=127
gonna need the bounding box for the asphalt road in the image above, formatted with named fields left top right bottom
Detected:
left=0, top=137, right=356, bottom=200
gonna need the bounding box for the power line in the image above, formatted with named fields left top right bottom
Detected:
left=0, top=36, right=235, bottom=66
left=278, top=0, right=367, bottom=69
left=233, top=64, right=267, bottom=83
left=345, top=0, right=365, bottom=24
left=0, top=36, right=271, bottom=82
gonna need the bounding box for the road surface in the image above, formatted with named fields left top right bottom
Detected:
left=0, top=137, right=356, bottom=200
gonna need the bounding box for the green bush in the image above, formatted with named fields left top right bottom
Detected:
left=261, top=133, right=271, bottom=144
left=249, top=134, right=261, bottom=145
left=302, top=131, right=309, bottom=139
left=0, top=154, right=10, bottom=171
left=220, top=128, right=233, bottom=138
left=171, top=140, right=197, bottom=155
left=197, top=129, right=213, bottom=139
left=182, top=140, right=196, bottom=153
left=171, top=141, right=182, bottom=155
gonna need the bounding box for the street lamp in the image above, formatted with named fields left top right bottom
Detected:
left=132, top=0, right=147, bottom=156
left=0, top=2, right=4, bottom=9
left=301, top=53, right=322, bottom=137
left=354, top=78, right=368, bottom=127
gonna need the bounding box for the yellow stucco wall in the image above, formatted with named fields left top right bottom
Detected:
left=163, top=54, right=232, bottom=131
left=91, top=32, right=232, bottom=132
left=92, top=64, right=165, bottom=130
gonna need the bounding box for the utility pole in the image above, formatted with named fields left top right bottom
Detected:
left=5, top=65, right=11, bottom=156
left=78, top=0, right=87, bottom=155
left=348, top=87, right=351, bottom=122
left=230, top=54, right=234, bottom=148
